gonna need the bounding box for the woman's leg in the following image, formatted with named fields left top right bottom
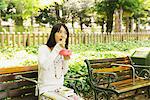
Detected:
left=39, top=91, right=69, bottom=100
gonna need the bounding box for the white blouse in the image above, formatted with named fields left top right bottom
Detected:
left=38, top=43, right=69, bottom=95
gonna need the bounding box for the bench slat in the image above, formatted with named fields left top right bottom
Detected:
left=89, top=57, right=130, bottom=64
left=0, top=91, right=7, bottom=99
left=93, top=66, right=130, bottom=73
left=0, top=71, right=37, bottom=82
left=12, top=95, right=38, bottom=100
left=0, top=65, right=37, bottom=74
left=116, top=79, right=150, bottom=93
left=0, top=80, right=35, bottom=91
left=9, top=87, right=35, bottom=97
left=0, top=71, right=38, bottom=82
left=0, top=87, right=35, bottom=99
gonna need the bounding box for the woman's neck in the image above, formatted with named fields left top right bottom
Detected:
left=49, top=47, right=53, bottom=51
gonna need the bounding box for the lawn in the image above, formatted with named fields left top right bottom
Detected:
left=0, top=40, right=150, bottom=68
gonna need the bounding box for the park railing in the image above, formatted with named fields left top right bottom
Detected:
left=0, top=32, right=150, bottom=47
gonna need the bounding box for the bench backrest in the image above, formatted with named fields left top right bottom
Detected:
left=0, top=65, right=38, bottom=100
left=84, top=56, right=133, bottom=87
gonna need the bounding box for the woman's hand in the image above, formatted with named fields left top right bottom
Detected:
left=58, top=39, right=65, bottom=48
left=64, top=55, right=70, bottom=60
left=59, top=49, right=72, bottom=60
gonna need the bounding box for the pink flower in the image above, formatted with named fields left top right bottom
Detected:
left=59, top=49, right=72, bottom=56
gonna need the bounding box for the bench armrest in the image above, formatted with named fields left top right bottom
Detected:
left=15, top=75, right=38, bottom=84
left=15, top=75, right=38, bottom=96
left=65, top=76, right=86, bottom=95
left=133, top=65, right=150, bottom=68
left=111, top=63, right=136, bottom=85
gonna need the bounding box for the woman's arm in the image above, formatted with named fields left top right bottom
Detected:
left=63, top=60, right=69, bottom=75
left=38, top=44, right=63, bottom=70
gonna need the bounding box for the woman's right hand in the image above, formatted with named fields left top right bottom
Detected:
left=58, top=39, right=65, bottom=48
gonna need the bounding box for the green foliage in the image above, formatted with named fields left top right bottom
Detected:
left=25, top=45, right=38, bottom=54
left=8, top=0, right=39, bottom=20
left=0, top=0, right=7, bottom=10
left=0, top=40, right=150, bottom=97
left=35, top=6, right=57, bottom=25
left=20, top=59, right=37, bottom=66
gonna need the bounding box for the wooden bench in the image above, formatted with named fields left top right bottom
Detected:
left=0, top=65, right=38, bottom=100
left=0, top=65, right=84, bottom=100
left=84, top=56, right=150, bottom=100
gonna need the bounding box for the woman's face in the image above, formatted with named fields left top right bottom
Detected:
left=55, top=26, right=67, bottom=43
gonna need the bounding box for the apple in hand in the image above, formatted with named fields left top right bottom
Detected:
left=59, top=49, right=72, bottom=56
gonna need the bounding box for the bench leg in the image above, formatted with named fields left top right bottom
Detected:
left=148, top=86, right=150, bottom=98
left=93, top=90, right=98, bottom=100
left=94, top=90, right=108, bottom=100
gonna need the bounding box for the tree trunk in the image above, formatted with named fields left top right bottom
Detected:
left=0, top=11, right=2, bottom=32
left=30, top=16, right=34, bottom=32
left=126, top=17, right=129, bottom=32
left=101, top=18, right=104, bottom=33
left=130, top=18, right=134, bottom=32
left=79, top=14, right=83, bottom=31
left=106, top=11, right=113, bottom=34
left=136, top=18, right=140, bottom=32
left=15, top=16, right=24, bottom=33
left=31, top=16, right=33, bottom=26
left=114, top=9, right=119, bottom=32
left=72, top=15, right=75, bottom=34
left=55, top=2, right=60, bottom=22
left=118, top=6, right=123, bottom=32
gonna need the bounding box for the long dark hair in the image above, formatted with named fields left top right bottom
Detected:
left=46, top=23, right=69, bottom=49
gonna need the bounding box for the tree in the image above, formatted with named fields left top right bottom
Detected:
left=95, top=0, right=117, bottom=33
left=0, top=0, right=7, bottom=31
left=117, top=0, right=143, bottom=32
left=95, top=0, right=149, bottom=33
left=4, top=0, right=39, bottom=32
left=63, top=0, right=94, bottom=31
left=35, top=6, right=57, bottom=26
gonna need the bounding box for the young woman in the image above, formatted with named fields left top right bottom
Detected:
left=38, top=23, right=80, bottom=100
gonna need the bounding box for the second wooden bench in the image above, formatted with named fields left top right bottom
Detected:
left=84, top=56, right=150, bottom=100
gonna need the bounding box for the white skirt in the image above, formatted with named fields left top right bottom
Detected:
left=39, top=86, right=82, bottom=100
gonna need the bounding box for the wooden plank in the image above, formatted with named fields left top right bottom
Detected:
left=91, top=63, right=111, bottom=68
left=1, top=32, right=4, bottom=47
left=7, top=32, right=10, bottom=46
left=17, top=32, right=21, bottom=47
left=8, top=87, right=35, bottom=98
left=42, top=33, right=45, bottom=44
left=12, top=95, right=38, bottom=100
left=116, top=79, right=150, bottom=93
left=93, top=66, right=130, bottom=73
left=116, top=70, right=131, bottom=76
left=33, top=33, right=36, bottom=45
left=0, top=87, right=35, bottom=99
left=0, top=71, right=37, bottom=82
left=12, top=32, right=16, bottom=47
left=0, top=91, right=7, bottom=99
left=0, top=80, right=36, bottom=91
left=0, top=65, right=37, bottom=74
left=22, top=32, right=26, bottom=46
left=89, top=57, right=130, bottom=64
left=27, top=33, right=30, bottom=46
left=38, top=33, right=40, bottom=45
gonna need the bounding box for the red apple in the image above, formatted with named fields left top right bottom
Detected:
left=59, top=49, right=72, bottom=56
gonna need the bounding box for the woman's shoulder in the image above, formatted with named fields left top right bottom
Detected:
left=38, top=44, right=48, bottom=51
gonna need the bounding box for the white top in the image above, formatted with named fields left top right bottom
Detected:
left=38, top=43, right=69, bottom=95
